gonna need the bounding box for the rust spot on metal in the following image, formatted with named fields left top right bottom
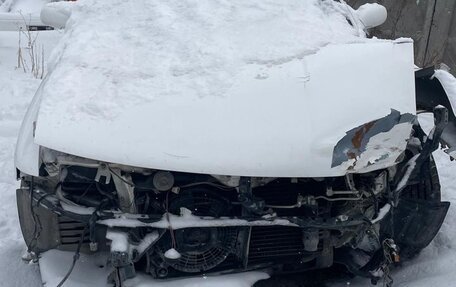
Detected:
left=351, top=121, right=376, bottom=150
left=331, top=110, right=416, bottom=169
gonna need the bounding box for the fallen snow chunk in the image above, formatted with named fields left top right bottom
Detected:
left=164, top=248, right=181, bottom=260
left=106, top=230, right=129, bottom=252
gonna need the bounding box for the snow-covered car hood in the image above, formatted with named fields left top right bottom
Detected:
left=16, top=0, right=416, bottom=177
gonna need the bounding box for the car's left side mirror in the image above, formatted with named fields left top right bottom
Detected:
left=356, top=3, right=387, bottom=29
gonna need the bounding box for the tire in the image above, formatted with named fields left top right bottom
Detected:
left=392, top=155, right=449, bottom=259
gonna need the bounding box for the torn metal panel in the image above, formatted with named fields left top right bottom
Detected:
left=332, top=109, right=415, bottom=171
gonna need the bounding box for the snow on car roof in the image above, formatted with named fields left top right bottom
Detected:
left=39, top=0, right=369, bottom=121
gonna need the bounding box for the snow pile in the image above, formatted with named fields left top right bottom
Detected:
left=0, top=0, right=50, bottom=13
left=38, top=0, right=368, bottom=121
left=0, top=30, right=60, bottom=286
left=164, top=248, right=181, bottom=260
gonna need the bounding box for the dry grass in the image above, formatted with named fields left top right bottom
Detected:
left=16, top=13, right=45, bottom=79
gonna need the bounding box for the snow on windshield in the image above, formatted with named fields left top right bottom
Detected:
left=38, top=0, right=368, bottom=121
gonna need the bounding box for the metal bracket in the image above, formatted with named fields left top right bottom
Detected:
left=237, top=177, right=271, bottom=216
left=95, top=163, right=112, bottom=184
left=111, top=168, right=137, bottom=214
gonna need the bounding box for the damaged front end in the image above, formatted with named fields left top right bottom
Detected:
left=19, top=159, right=388, bottom=282
left=16, top=66, right=456, bottom=285
left=16, top=100, right=452, bottom=286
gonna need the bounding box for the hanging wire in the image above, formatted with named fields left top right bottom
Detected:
left=56, top=225, right=88, bottom=287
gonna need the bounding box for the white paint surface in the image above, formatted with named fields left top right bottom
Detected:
left=34, top=39, right=416, bottom=177
left=29, top=0, right=415, bottom=177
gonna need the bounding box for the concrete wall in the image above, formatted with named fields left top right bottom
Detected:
left=347, top=0, right=456, bottom=74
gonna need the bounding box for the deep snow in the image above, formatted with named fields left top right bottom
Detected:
left=0, top=0, right=49, bottom=13
left=0, top=29, right=60, bottom=286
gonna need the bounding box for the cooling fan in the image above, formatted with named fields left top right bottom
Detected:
left=155, top=188, right=238, bottom=273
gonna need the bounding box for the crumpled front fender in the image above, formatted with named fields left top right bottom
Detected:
left=416, top=67, right=456, bottom=158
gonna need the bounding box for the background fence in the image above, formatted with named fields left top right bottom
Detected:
left=347, top=0, right=456, bottom=75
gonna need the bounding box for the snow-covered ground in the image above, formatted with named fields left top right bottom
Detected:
left=0, top=4, right=53, bottom=287
left=1, top=1, right=456, bottom=286
left=0, top=29, right=60, bottom=287
left=0, top=0, right=50, bottom=13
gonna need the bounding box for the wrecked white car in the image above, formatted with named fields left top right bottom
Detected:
left=14, top=0, right=456, bottom=286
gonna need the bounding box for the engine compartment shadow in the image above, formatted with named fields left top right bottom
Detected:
left=253, top=264, right=353, bottom=287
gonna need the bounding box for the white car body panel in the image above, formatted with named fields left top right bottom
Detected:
left=26, top=41, right=415, bottom=177
left=15, top=83, right=44, bottom=177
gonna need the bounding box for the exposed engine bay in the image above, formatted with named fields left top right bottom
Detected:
left=21, top=163, right=393, bottom=279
